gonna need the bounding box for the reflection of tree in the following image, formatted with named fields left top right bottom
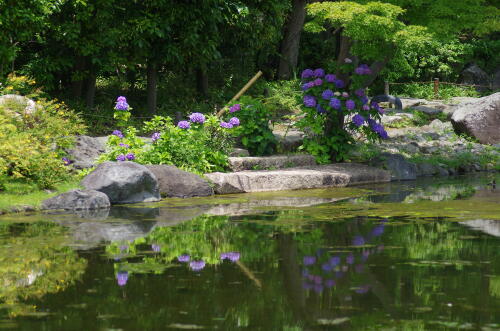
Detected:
left=0, top=222, right=86, bottom=317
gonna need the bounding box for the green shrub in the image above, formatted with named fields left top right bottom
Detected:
left=228, top=96, right=277, bottom=156
left=391, top=82, right=479, bottom=101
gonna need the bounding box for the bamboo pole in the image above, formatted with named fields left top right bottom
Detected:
left=216, top=71, right=263, bottom=117
left=235, top=260, right=262, bottom=289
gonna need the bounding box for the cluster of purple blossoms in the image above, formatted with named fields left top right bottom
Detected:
left=371, top=102, right=385, bottom=114
left=346, top=99, right=356, bottom=110
left=151, top=132, right=161, bottom=142
left=119, top=143, right=129, bottom=148
left=229, top=104, right=241, bottom=113
left=220, top=251, right=240, bottom=262
left=325, top=74, right=336, bottom=83
left=329, top=97, right=341, bottom=110
left=62, top=157, right=73, bottom=166
left=116, top=153, right=135, bottom=161
left=178, top=120, right=190, bottom=129
left=352, top=114, right=365, bottom=127
left=116, top=271, right=129, bottom=286
left=355, top=89, right=365, bottom=97
left=189, top=112, right=206, bottom=124
left=229, top=117, right=240, bottom=127
left=115, top=96, right=129, bottom=111
left=301, top=69, right=314, bottom=79
left=303, top=95, right=317, bottom=108
left=189, top=260, right=206, bottom=271
left=322, top=89, right=334, bottom=100
left=178, top=254, right=190, bottom=263
left=354, top=64, right=372, bottom=75
left=220, top=121, right=233, bottom=129
left=369, top=120, right=388, bottom=139
left=113, top=130, right=124, bottom=138
left=316, top=104, right=327, bottom=114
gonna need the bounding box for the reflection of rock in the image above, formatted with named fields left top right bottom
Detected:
left=41, top=189, right=110, bottom=211
left=404, top=185, right=476, bottom=203
left=460, top=220, right=500, bottom=237
left=154, top=205, right=211, bottom=226
left=145, top=165, right=213, bottom=198
left=109, top=206, right=160, bottom=220
left=81, top=161, right=160, bottom=203
left=371, top=153, right=417, bottom=181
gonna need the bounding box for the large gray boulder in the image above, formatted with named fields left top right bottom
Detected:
left=41, top=189, right=110, bottom=210
left=451, top=92, right=500, bottom=144
left=461, top=63, right=490, bottom=92
left=228, top=154, right=316, bottom=172
left=145, top=165, right=214, bottom=198
left=371, top=153, right=417, bottom=181
left=65, top=135, right=108, bottom=169
left=81, top=161, right=160, bottom=204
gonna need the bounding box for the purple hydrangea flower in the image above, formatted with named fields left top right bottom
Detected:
left=362, top=104, right=370, bottom=111
left=378, top=107, right=385, bottom=115
left=119, top=143, right=130, bottom=148
left=355, top=64, right=372, bottom=75
left=229, top=104, right=241, bottom=113
left=322, top=89, right=334, bottom=100
left=189, top=112, right=206, bottom=124
left=115, top=96, right=129, bottom=111
left=371, top=102, right=381, bottom=111
left=62, top=157, right=73, bottom=166
left=371, top=122, right=385, bottom=136
left=126, top=153, right=135, bottom=161
left=220, top=251, right=240, bottom=262
left=352, top=235, right=366, bottom=246
left=316, top=104, right=327, bottom=114
left=301, top=69, right=314, bottom=79
left=303, top=95, right=317, bottom=108
left=379, top=129, right=389, bottom=139
left=116, top=271, right=128, bottom=286
left=313, top=78, right=323, bottom=86
left=220, top=121, right=234, bottom=129
left=329, top=97, right=341, bottom=110
left=178, top=254, right=190, bottom=263
left=346, top=100, right=356, bottom=110
left=355, top=89, right=365, bottom=97
left=325, top=74, right=336, bottom=83
left=178, top=121, right=190, bottom=129
left=313, top=68, right=325, bottom=78
left=352, top=114, right=365, bottom=127
left=360, top=96, right=369, bottom=105
left=151, top=132, right=161, bottom=142
left=301, top=82, right=315, bottom=91
left=229, top=117, right=240, bottom=127
left=116, top=154, right=126, bottom=161
left=335, top=79, right=345, bottom=88
left=342, top=92, right=349, bottom=98
left=189, top=260, right=206, bottom=271
left=151, top=244, right=161, bottom=252
left=303, top=256, right=316, bottom=266
left=112, top=130, right=124, bottom=138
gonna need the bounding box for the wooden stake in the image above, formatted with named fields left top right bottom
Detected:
left=217, top=71, right=263, bottom=117
left=434, top=78, right=439, bottom=99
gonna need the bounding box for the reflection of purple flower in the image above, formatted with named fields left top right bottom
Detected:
left=117, top=271, right=128, bottom=286
left=329, top=256, right=340, bottom=266
left=229, top=104, right=241, bottom=113
left=325, top=74, right=336, bottom=83
left=371, top=224, right=385, bottom=237
left=178, top=121, right=190, bottom=129
left=322, top=89, right=334, bottom=100
left=301, top=69, right=314, bottom=79
left=302, top=281, right=313, bottom=290
left=303, top=256, right=316, bottom=266
left=329, top=98, right=341, bottom=110
left=322, top=263, right=334, bottom=272
left=352, top=114, right=365, bottom=127
left=112, top=130, right=124, bottom=138
left=314, top=275, right=322, bottom=284
left=303, top=95, right=316, bottom=108
left=189, top=260, right=206, bottom=271
left=314, top=284, right=324, bottom=293
left=355, top=285, right=370, bottom=294
left=302, top=269, right=309, bottom=277
left=335, top=271, right=345, bottom=279
left=352, top=235, right=365, bottom=246
left=346, top=254, right=354, bottom=265
left=362, top=250, right=370, bottom=262
left=178, top=254, right=190, bottom=263
left=151, top=132, right=161, bottom=142
left=355, top=264, right=365, bottom=274
left=116, top=154, right=126, bottom=162
left=151, top=244, right=161, bottom=252
left=220, top=252, right=240, bottom=262
left=313, top=68, right=325, bottom=78
left=189, top=112, right=206, bottom=124
left=325, top=279, right=336, bottom=288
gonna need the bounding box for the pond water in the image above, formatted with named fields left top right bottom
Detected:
left=0, top=174, right=499, bottom=330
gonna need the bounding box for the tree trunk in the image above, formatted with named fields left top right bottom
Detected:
left=335, top=34, right=353, bottom=85
left=85, top=70, right=97, bottom=109
left=147, top=61, right=158, bottom=115
left=71, top=55, right=86, bottom=99
left=361, top=57, right=391, bottom=89
left=278, top=0, right=307, bottom=80
left=196, top=67, right=209, bottom=97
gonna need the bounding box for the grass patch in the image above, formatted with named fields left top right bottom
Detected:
left=0, top=178, right=80, bottom=212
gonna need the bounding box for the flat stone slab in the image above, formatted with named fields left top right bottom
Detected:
left=228, top=154, right=316, bottom=172
left=205, top=163, right=390, bottom=194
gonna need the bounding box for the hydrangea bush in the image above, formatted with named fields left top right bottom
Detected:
left=297, top=62, right=387, bottom=163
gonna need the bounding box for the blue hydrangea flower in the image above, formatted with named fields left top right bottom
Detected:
left=301, top=69, right=314, bottom=79
left=115, top=96, right=129, bottom=111
left=346, top=99, right=356, bottom=110
left=116, top=154, right=126, bottom=161
left=313, top=68, right=325, bottom=78
left=178, top=121, right=190, bottom=129
left=325, top=74, right=336, bottom=83
left=220, top=121, right=233, bottom=129
left=116, top=271, right=128, bottom=286
left=321, top=89, right=334, bottom=100
left=329, top=97, right=341, bottom=110
left=112, top=130, right=124, bottom=138
left=229, top=117, right=240, bottom=126
left=126, top=153, right=135, bottom=161
left=352, top=114, right=365, bottom=127
left=151, top=132, right=161, bottom=142
left=178, top=254, right=190, bottom=263
left=303, top=95, right=317, bottom=108
left=189, top=112, right=206, bottom=123
left=335, top=79, right=345, bottom=88
left=189, top=260, right=206, bottom=271
left=229, top=104, right=241, bottom=113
